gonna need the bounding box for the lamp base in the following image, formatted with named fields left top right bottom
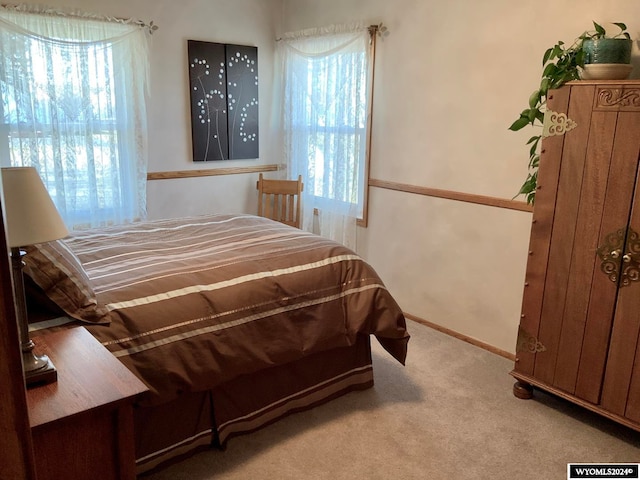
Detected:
left=23, top=351, right=57, bottom=388
left=11, top=246, right=58, bottom=388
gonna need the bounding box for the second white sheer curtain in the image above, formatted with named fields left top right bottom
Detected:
left=278, top=25, right=371, bottom=249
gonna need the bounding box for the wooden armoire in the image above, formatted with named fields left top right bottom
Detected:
left=511, top=80, right=640, bottom=432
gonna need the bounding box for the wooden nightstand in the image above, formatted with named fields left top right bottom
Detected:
left=26, top=327, right=148, bottom=480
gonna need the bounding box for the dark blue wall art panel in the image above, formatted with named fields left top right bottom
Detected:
left=188, top=40, right=259, bottom=161
left=225, top=44, right=259, bottom=160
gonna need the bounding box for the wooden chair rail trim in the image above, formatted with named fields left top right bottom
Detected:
left=147, top=164, right=278, bottom=181
left=369, top=178, right=533, bottom=213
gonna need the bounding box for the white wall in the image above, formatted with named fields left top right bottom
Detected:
left=139, top=0, right=283, bottom=219
left=281, top=0, right=640, bottom=353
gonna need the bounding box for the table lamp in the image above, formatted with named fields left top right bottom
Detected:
left=1, top=167, right=69, bottom=387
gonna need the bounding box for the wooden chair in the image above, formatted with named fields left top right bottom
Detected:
left=256, top=173, right=303, bottom=228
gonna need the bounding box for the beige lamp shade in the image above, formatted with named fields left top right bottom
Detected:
left=1, top=167, right=69, bottom=247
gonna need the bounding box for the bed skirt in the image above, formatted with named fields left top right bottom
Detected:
left=136, top=335, right=374, bottom=475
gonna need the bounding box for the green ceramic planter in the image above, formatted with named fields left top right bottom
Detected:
left=583, top=38, right=632, bottom=64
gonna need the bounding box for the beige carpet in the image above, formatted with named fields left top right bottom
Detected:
left=145, top=320, right=640, bottom=479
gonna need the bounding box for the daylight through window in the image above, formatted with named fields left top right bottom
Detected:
left=0, top=8, right=150, bottom=229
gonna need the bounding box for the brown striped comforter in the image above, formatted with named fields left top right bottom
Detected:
left=66, top=214, right=409, bottom=406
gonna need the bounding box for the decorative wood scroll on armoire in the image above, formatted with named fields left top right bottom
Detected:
left=511, top=80, right=640, bottom=432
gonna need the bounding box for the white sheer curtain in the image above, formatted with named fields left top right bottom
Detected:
left=0, top=5, right=150, bottom=229
left=278, top=24, right=371, bottom=249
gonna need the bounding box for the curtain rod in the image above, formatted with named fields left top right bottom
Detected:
left=369, top=23, right=388, bottom=38
left=0, top=3, right=159, bottom=34
left=276, top=23, right=387, bottom=42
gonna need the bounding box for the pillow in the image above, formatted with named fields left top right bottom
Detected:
left=22, top=239, right=110, bottom=324
left=24, top=274, right=66, bottom=323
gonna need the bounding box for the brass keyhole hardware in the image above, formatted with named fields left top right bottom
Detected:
left=597, top=227, right=640, bottom=287
left=597, top=229, right=626, bottom=284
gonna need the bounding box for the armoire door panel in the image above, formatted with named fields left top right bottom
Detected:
left=533, top=85, right=596, bottom=386
left=623, top=340, right=640, bottom=422
left=514, top=86, right=571, bottom=377
left=575, top=111, right=640, bottom=403
left=553, top=110, right=618, bottom=394
left=601, top=283, right=640, bottom=415
left=601, top=161, right=640, bottom=415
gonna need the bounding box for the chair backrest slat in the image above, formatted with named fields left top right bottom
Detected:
left=256, top=174, right=303, bottom=228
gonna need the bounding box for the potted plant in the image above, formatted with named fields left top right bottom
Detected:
left=582, top=22, right=632, bottom=79
left=510, top=22, right=633, bottom=204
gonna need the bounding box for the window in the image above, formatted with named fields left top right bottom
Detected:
left=279, top=25, right=374, bottom=248
left=296, top=49, right=368, bottom=211
left=0, top=7, right=150, bottom=229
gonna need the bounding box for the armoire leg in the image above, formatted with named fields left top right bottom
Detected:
left=513, top=381, right=533, bottom=399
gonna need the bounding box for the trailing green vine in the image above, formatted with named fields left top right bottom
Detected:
left=509, top=22, right=629, bottom=205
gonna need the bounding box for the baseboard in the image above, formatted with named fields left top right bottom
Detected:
left=404, top=313, right=516, bottom=361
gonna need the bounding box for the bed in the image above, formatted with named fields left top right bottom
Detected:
left=24, top=213, right=409, bottom=474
